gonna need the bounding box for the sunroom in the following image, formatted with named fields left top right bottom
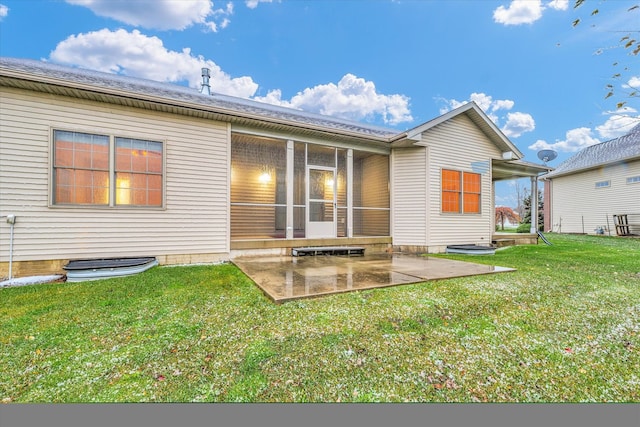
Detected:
left=229, top=133, right=391, bottom=254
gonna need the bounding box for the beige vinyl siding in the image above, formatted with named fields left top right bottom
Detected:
left=549, top=161, right=640, bottom=234
left=421, top=114, right=501, bottom=248
left=0, top=87, right=229, bottom=264
left=391, top=147, right=427, bottom=246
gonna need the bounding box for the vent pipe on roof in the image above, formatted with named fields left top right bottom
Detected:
left=200, top=67, right=211, bottom=95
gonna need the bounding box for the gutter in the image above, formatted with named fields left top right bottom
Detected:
left=541, top=155, right=640, bottom=180
left=0, top=66, right=399, bottom=145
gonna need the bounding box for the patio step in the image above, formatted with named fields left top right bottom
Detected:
left=291, top=246, right=365, bottom=257
left=492, top=239, right=516, bottom=248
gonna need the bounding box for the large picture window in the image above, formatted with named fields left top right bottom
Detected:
left=53, top=130, right=163, bottom=207
left=441, top=169, right=481, bottom=214
left=53, top=131, right=110, bottom=205
left=115, top=138, right=163, bottom=206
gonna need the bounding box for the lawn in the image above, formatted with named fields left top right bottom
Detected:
left=1, top=234, right=638, bottom=403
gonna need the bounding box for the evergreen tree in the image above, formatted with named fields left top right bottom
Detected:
left=522, top=190, right=544, bottom=231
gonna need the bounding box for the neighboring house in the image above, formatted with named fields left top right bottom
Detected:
left=541, top=123, right=640, bottom=235
left=0, top=57, right=549, bottom=277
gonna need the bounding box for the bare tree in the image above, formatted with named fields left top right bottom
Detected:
left=573, top=1, right=639, bottom=110
left=514, top=180, right=529, bottom=219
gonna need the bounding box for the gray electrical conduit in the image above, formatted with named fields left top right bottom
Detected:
left=1, top=215, right=16, bottom=279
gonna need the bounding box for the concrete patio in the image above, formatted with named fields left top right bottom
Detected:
left=233, top=253, right=515, bottom=303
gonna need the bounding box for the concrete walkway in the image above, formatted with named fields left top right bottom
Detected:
left=233, top=253, right=515, bottom=303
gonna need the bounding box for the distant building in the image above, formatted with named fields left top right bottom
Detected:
left=541, top=123, right=640, bottom=235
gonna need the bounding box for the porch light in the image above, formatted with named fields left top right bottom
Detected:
left=259, top=171, right=272, bottom=183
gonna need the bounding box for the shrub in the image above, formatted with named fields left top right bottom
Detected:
left=517, top=223, right=531, bottom=233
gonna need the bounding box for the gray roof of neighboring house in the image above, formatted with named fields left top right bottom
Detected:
left=543, top=122, right=640, bottom=179
left=0, top=57, right=398, bottom=139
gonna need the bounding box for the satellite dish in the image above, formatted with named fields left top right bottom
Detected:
left=537, top=149, right=558, bottom=163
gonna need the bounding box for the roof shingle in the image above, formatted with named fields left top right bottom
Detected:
left=0, top=57, right=399, bottom=139
left=543, top=122, right=640, bottom=178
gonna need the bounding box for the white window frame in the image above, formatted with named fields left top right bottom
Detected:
left=441, top=168, right=482, bottom=215
left=51, top=128, right=166, bottom=209
left=626, top=176, right=640, bottom=184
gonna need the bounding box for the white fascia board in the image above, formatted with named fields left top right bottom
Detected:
left=390, top=102, right=523, bottom=158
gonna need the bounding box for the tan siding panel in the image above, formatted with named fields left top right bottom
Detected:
left=392, top=147, right=427, bottom=245
left=423, top=115, right=502, bottom=247
left=549, top=161, right=640, bottom=234
left=0, top=87, right=230, bottom=263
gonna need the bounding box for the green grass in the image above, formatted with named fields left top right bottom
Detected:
left=1, top=234, right=639, bottom=402
left=495, top=226, right=519, bottom=232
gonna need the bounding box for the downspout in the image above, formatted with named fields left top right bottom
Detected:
left=3, top=215, right=16, bottom=279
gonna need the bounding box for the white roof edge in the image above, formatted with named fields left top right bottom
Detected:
left=541, top=153, right=640, bottom=179
left=0, top=57, right=399, bottom=143
left=502, top=158, right=554, bottom=173
left=392, top=102, right=524, bottom=158
left=0, top=58, right=535, bottom=156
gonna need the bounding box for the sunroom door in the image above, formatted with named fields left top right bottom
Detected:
left=307, top=167, right=336, bottom=238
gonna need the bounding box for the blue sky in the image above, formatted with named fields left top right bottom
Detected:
left=1, top=0, right=638, bottom=207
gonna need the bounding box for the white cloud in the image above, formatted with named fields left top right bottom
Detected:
left=502, top=112, right=536, bottom=138
left=547, top=0, right=569, bottom=11
left=495, top=194, right=517, bottom=206
left=440, top=92, right=513, bottom=113
left=528, top=127, right=601, bottom=153
left=0, top=4, right=8, bottom=20
left=49, top=29, right=258, bottom=98
left=595, top=108, right=640, bottom=139
left=254, top=74, right=413, bottom=125
left=439, top=92, right=534, bottom=138
left=49, top=28, right=412, bottom=125
left=591, top=75, right=640, bottom=139
left=65, top=0, right=233, bottom=31
left=246, top=0, right=274, bottom=9
left=529, top=106, right=639, bottom=154
left=493, top=0, right=567, bottom=26
left=203, top=2, right=234, bottom=32
left=491, top=99, right=515, bottom=112
left=623, top=75, right=640, bottom=90
left=493, top=0, right=544, bottom=25
left=468, top=92, right=495, bottom=112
